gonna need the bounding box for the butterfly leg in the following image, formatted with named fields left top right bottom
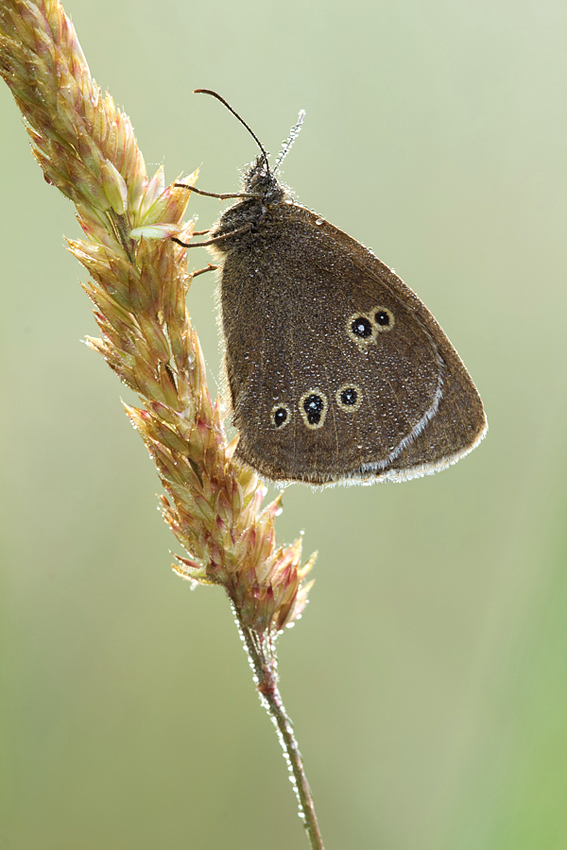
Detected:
left=191, top=262, right=218, bottom=278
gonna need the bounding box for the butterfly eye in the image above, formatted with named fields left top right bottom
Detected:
left=271, top=404, right=291, bottom=429
left=336, top=383, right=363, bottom=412
left=372, top=307, right=395, bottom=330
left=299, top=390, right=328, bottom=429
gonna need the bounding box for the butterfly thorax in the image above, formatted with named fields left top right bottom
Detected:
left=209, top=156, right=290, bottom=254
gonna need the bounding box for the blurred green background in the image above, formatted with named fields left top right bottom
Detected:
left=1, top=0, right=566, bottom=848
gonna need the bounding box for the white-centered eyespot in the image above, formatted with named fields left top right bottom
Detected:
left=299, top=389, right=328, bottom=430
left=271, top=403, right=292, bottom=429
left=335, top=383, right=363, bottom=412
left=371, top=306, right=395, bottom=331
left=346, top=313, right=377, bottom=345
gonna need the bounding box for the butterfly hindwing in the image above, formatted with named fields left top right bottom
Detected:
left=219, top=205, right=477, bottom=483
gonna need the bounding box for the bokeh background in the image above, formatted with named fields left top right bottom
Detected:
left=1, top=1, right=566, bottom=848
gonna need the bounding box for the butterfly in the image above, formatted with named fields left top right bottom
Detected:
left=175, top=91, right=487, bottom=485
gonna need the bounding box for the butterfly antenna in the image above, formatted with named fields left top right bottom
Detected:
left=273, top=110, right=306, bottom=172
left=194, top=89, right=271, bottom=173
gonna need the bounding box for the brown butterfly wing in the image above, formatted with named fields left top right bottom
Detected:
left=219, top=204, right=486, bottom=484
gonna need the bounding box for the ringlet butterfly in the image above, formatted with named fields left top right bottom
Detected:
left=174, top=91, right=487, bottom=486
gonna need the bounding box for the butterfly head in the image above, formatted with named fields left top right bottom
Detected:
left=208, top=156, right=290, bottom=252
left=244, top=155, right=288, bottom=206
